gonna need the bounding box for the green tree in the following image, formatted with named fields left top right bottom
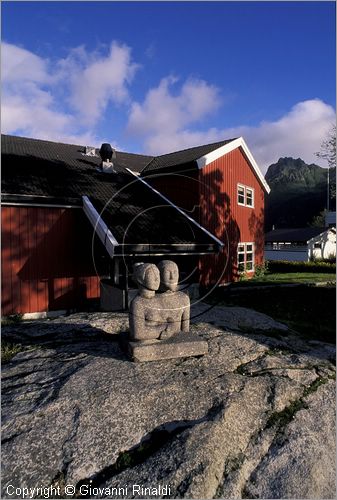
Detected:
left=310, top=209, right=327, bottom=227
left=316, top=125, right=336, bottom=168
left=315, top=125, right=336, bottom=208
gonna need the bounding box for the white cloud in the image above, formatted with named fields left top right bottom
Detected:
left=128, top=79, right=335, bottom=171
left=62, top=42, right=139, bottom=125
left=128, top=76, right=221, bottom=136
left=1, top=41, right=138, bottom=144
left=2, top=91, right=99, bottom=146
left=242, top=99, right=335, bottom=170
left=2, top=40, right=335, bottom=171
left=2, top=42, right=51, bottom=84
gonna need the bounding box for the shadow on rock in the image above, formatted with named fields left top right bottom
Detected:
left=1, top=321, right=129, bottom=361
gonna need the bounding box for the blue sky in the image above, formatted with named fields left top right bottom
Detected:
left=2, top=1, right=336, bottom=171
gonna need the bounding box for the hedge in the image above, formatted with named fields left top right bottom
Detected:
left=266, top=260, right=336, bottom=274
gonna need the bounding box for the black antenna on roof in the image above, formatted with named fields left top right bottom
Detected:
left=99, top=143, right=116, bottom=173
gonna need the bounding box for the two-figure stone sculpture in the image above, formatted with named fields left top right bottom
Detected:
left=127, top=260, right=208, bottom=362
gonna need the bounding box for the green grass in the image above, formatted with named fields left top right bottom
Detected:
left=1, top=314, right=23, bottom=326
left=235, top=272, right=336, bottom=286
left=255, top=272, right=335, bottom=283
left=1, top=341, right=26, bottom=364
left=265, top=376, right=332, bottom=432
left=265, top=398, right=308, bottom=430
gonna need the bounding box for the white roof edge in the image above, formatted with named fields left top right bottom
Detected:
left=125, top=168, right=225, bottom=248
left=307, top=227, right=335, bottom=243
left=196, top=137, right=271, bottom=194
left=82, top=195, right=119, bottom=258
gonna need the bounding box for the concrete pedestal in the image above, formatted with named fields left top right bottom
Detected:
left=126, top=333, right=208, bottom=362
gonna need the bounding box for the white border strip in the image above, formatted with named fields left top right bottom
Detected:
left=307, top=228, right=335, bottom=244
left=82, top=195, right=119, bottom=258
left=21, top=310, right=67, bottom=320
left=126, top=168, right=224, bottom=248
left=196, top=137, right=271, bottom=194
left=1, top=201, right=81, bottom=209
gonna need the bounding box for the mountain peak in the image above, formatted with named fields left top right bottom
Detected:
left=265, top=156, right=336, bottom=230
left=265, top=157, right=326, bottom=188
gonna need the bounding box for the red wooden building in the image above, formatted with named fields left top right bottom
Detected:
left=1, top=134, right=269, bottom=316
left=141, top=137, right=270, bottom=286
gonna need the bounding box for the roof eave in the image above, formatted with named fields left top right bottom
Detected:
left=1, top=193, right=82, bottom=207
left=114, top=243, right=221, bottom=256
left=82, top=195, right=119, bottom=258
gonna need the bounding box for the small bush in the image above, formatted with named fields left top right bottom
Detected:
left=238, top=271, right=249, bottom=281
left=1, top=341, right=25, bottom=364
left=266, top=260, right=336, bottom=274
left=1, top=314, right=23, bottom=325
left=253, top=262, right=269, bottom=278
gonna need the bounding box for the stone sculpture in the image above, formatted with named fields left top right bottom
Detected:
left=127, top=260, right=208, bottom=362
left=156, top=260, right=190, bottom=337
left=129, top=263, right=162, bottom=341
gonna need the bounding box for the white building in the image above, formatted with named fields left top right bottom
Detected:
left=265, top=227, right=336, bottom=262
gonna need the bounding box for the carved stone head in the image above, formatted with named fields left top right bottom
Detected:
left=133, top=263, right=160, bottom=292
left=157, top=260, right=179, bottom=292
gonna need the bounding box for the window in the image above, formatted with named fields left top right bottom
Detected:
left=237, top=243, right=255, bottom=272
left=246, top=244, right=254, bottom=270
left=314, top=242, right=321, bottom=249
left=237, top=184, right=254, bottom=207
left=246, top=188, right=254, bottom=207
left=237, top=244, right=245, bottom=272
left=237, top=185, right=245, bottom=205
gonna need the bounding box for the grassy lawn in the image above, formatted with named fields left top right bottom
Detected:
left=208, top=284, right=336, bottom=344
left=234, top=272, right=336, bottom=286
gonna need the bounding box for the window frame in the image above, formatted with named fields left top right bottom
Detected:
left=246, top=187, right=254, bottom=207
left=237, top=184, right=246, bottom=206
left=237, top=243, right=246, bottom=272
left=237, top=242, right=255, bottom=273
left=237, top=183, right=255, bottom=208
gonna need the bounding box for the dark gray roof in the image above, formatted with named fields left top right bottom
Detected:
left=1, top=134, right=221, bottom=255
left=1, top=134, right=237, bottom=200
left=90, top=184, right=218, bottom=254
left=1, top=134, right=154, bottom=203
left=142, top=139, right=236, bottom=173
left=1, top=134, right=153, bottom=175
left=265, top=227, right=328, bottom=243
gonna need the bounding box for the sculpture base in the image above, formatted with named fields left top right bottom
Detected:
left=126, top=333, right=208, bottom=362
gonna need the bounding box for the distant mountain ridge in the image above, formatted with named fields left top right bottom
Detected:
left=264, top=157, right=336, bottom=230
left=266, top=157, right=327, bottom=189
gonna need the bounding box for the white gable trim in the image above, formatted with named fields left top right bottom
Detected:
left=196, top=137, right=271, bottom=194
left=82, top=195, right=119, bottom=258
left=307, top=228, right=336, bottom=244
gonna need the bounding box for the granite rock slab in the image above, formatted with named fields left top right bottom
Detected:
left=1, top=304, right=335, bottom=499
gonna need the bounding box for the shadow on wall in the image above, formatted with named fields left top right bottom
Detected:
left=1, top=208, right=108, bottom=315
left=199, top=168, right=240, bottom=286
left=248, top=207, right=265, bottom=267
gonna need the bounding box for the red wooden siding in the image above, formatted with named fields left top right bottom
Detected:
left=199, top=148, right=265, bottom=285
left=149, top=149, right=264, bottom=286
left=148, top=172, right=200, bottom=282
left=1, top=206, right=102, bottom=315
left=147, top=149, right=265, bottom=286
left=149, top=171, right=199, bottom=215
